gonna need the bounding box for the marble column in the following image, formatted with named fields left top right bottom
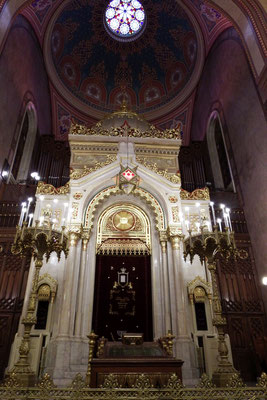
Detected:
left=74, top=233, right=90, bottom=337
left=159, top=230, right=172, bottom=333
left=167, top=226, right=198, bottom=383
left=58, top=232, right=81, bottom=337
left=168, top=228, right=188, bottom=338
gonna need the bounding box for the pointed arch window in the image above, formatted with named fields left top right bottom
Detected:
left=206, top=112, right=235, bottom=192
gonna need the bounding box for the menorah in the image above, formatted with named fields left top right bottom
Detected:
left=6, top=220, right=69, bottom=386
left=183, top=224, right=239, bottom=386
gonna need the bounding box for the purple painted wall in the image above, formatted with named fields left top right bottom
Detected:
left=191, top=28, right=267, bottom=306
left=0, top=15, right=51, bottom=175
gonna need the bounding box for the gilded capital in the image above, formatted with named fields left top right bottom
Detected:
left=169, top=235, right=180, bottom=250
left=159, top=230, right=168, bottom=253
left=69, top=232, right=81, bottom=247
left=167, top=226, right=183, bottom=250
left=82, top=232, right=90, bottom=251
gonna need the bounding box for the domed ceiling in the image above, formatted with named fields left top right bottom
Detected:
left=45, top=0, right=204, bottom=119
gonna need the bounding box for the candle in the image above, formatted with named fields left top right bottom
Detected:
left=19, top=202, right=27, bottom=226
left=210, top=201, right=216, bottom=227
left=28, top=213, right=33, bottom=227
left=217, top=218, right=222, bottom=232
left=196, top=222, right=200, bottom=233
left=223, top=213, right=229, bottom=228
left=25, top=197, right=33, bottom=220
left=220, top=203, right=225, bottom=220
left=226, top=208, right=232, bottom=231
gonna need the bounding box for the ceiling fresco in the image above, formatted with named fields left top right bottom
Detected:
left=19, top=0, right=233, bottom=141
left=46, top=0, right=202, bottom=116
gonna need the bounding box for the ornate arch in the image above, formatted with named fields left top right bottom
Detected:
left=187, top=276, right=212, bottom=304
left=84, top=186, right=165, bottom=232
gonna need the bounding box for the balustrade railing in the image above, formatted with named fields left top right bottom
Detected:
left=0, top=372, right=266, bottom=400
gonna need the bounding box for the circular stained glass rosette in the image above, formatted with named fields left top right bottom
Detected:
left=105, top=0, right=146, bottom=40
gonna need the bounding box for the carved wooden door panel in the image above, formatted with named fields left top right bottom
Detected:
left=92, top=255, right=153, bottom=341
left=218, top=246, right=267, bottom=381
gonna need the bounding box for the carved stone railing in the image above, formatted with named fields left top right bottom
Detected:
left=0, top=372, right=266, bottom=400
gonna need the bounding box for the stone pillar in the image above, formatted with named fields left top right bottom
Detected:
left=58, top=231, right=81, bottom=337
left=167, top=227, right=188, bottom=338
left=74, top=233, right=90, bottom=337
left=159, top=230, right=172, bottom=333
left=167, top=226, right=198, bottom=383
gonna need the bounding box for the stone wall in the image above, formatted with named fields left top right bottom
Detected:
left=0, top=15, right=51, bottom=175
left=191, top=27, right=267, bottom=306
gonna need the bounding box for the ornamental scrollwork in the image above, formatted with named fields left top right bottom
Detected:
left=136, top=157, right=181, bottom=184
left=70, top=122, right=181, bottom=140
left=196, top=373, right=215, bottom=388
left=180, top=187, right=210, bottom=200
left=36, top=181, right=70, bottom=195
left=70, top=155, right=117, bottom=180
left=37, top=374, right=56, bottom=389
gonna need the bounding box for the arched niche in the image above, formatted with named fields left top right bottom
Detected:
left=96, top=203, right=151, bottom=255
left=82, top=189, right=166, bottom=339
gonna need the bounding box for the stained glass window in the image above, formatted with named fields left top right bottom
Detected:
left=105, top=0, right=146, bottom=40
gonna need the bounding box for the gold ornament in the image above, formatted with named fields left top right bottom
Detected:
left=70, top=155, right=116, bottom=180
left=136, top=157, right=181, bottom=184
left=36, top=181, right=70, bottom=195
left=180, top=187, right=210, bottom=200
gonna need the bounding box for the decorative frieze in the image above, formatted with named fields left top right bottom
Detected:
left=36, top=181, right=70, bottom=195
left=180, top=187, right=209, bottom=200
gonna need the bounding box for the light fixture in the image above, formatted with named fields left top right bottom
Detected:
left=262, top=277, right=267, bottom=286
left=31, top=171, right=40, bottom=181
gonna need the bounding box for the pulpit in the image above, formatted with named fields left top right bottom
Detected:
left=90, top=333, right=184, bottom=387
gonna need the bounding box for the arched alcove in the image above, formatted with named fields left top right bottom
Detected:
left=92, top=202, right=153, bottom=341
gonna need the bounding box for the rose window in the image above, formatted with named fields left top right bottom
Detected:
left=105, top=0, right=146, bottom=41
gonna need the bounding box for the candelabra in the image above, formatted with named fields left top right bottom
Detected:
left=6, top=220, right=69, bottom=386
left=183, top=224, right=239, bottom=387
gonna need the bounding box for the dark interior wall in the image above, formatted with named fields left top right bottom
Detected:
left=191, top=28, right=267, bottom=305
left=0, top=15, right=51, bottom=175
